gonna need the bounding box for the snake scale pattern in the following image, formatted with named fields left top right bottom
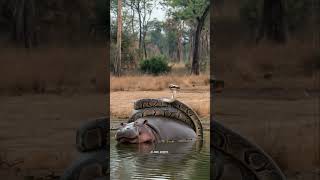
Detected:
left=212, top=120, right=286, bottom=180
left=128, top=98, right=204, bottom=139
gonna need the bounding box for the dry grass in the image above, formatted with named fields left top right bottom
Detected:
left=111, top=90, right=210, bottom=119
left=0, top=48, right=107, bottom=95
left=214, top=40, right=319, bottom=89
left=110, top=74, right=210, bottom=92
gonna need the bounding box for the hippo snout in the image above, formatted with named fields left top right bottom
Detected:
left=115, top=126, right=139, bottom=142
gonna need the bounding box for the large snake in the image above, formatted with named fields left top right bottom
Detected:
left=128, top=98, right=204, bottom=139
left=212, top=119, right=286, bottom=180
left=64, top=86, right=286, bottom=180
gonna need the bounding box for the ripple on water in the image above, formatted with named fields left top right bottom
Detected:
left=110, top=131, right=210, bottom=180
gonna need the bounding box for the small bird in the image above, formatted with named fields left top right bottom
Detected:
left=169, top=84, right=180, bottom=99
left=162, top=84, right=180, bottom=103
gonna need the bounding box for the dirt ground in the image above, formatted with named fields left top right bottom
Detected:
left=110, top=86, right=210, bottom=118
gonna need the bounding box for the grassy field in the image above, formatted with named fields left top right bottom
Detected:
left=110, top=74, right=210, bottom=91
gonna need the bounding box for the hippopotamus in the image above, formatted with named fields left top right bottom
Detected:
left=115, top=117, right=197, bottom=143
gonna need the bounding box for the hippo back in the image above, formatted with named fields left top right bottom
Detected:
left=128, top=99, right=203, bottom=139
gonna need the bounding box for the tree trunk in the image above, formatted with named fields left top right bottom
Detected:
left=143, top=30, right=147, bottom=59
left=177, top=23, right=183, bottom=63
left=256, top=0, right=287, bottom=43
left=14, top=0, right=25, bottom=43
left=142, top=1, right=147, bottom=59
left=11, top=0, right=37, bottom=48
left=189, top=30, right=194, bottom=64
left=115, top=0, right=122, bottom=76
left=191, top=4, right=210, bottom=75
left=137, top=4, right=142, bottom=57
left=24, top=0, right=36, bottom=48
left=131, top=1, right=135, bottom=35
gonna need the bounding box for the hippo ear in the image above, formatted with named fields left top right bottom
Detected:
left=120, top=122, right=125, bottom=126
left=143, top=119, right=148, bottom=124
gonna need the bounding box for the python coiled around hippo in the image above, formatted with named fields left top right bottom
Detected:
left=115, top=98, right=204, bottom=144
left=115, top=84, right=203, bottom=144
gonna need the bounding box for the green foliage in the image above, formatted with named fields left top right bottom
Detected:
left=164, top=0, right=210, bottom=22
left=166, top=30, right=178, bottom=58
left=149, top=20, right=164, bottom=49
left=139, top=56, right=171, bottom=75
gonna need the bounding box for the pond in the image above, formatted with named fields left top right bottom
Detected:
left=110, top=130, right=210, bottom=180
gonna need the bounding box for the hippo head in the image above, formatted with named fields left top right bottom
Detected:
left=115, top=119, right=156, bottom=144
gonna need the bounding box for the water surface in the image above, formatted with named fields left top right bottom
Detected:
left=110, top=131, right=210, bottom=180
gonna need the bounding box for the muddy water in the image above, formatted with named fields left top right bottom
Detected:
left=110, top=131, right=210, bottom=180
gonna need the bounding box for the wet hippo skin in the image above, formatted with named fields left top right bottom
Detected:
left=115, top=117, right=196, bottom=143
left=115, top=98, right=204, bottom=145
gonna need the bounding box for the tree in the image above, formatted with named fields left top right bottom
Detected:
left=177, top=21, right=184, bottom=63
left=149, top=20, right=165, bottom=54
left=126, top=0, right=156, bottom=59
left=114, top=0, right=122, bottom=76
left=256, top=0, right=287, bottom=43
left=163, top=18, right=179, bottom=60
left=240, top=0, right=312, bottom=43
left=165, top=0, right=210, bottom=75
left=192, top=4, right=210, bottom=75
left=1, top=0, right=38, bottom=48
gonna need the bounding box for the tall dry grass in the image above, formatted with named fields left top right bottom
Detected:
left=110, top=74, right=210, bottom=91
left=0, top=48, right=107, bottom=95
left=214, top=40, right=319, bottom=89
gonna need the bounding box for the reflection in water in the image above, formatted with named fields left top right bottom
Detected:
left=110, top=131, right=210, bottom=180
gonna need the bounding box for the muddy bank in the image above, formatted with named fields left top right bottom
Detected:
left=0, top=94, right=106, bottom=179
